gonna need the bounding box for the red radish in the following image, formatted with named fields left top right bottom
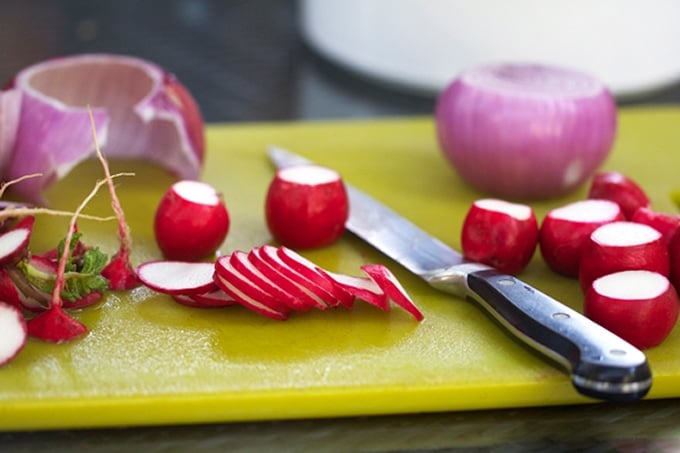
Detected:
left=0, top=217, right=34, bottom=266
left=154, top=180, right=230, bottom=261
left=585, top=270, right=680, bottom=349
left=317, top=268, right=387, bottom=310
left=579, top=221, right=670, bottom=291
left=631, top=206, right=680, bottom=246
left=137, top=260, right=216, bottom=296
left=668, top=229, right=680, bottom=291
left=276, top=246, right=354, bottom=308
left=185, top=288, right=236, bottom=308
left=26, top=304, right=88, bottom=343
left=461, top=199, right=539, bottom=275
left=587, top=171, right=650, bottom=219
left=360, top=264, right=424, bottom=320
left=265, top=164, right=349, bottom=249
left=0, top=302, right=27, bottom=366
left=539, top=199, right=624, bottom=277
left=213, top=257, right=289, bottom=320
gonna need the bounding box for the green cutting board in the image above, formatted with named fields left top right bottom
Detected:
left=1, top=107, right=680, bottom=430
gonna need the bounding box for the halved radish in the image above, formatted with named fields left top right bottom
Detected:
left=317, top=268, right=387, bottom=310
left=0, top=302, right=27, bottom=366
left=587, top=171, right=650, bottom=219
left=585, top=270, right=679, bottom=349
left=276, top=246, right=354, bottom=308
left=360, top=264, right=424, bottom=320
left=631, top=206, right=680, bottom=246
left=265, top=164, right=349, bottom=249
left=213, top=258, right=288, bottom=320
left=0, top=216, right=34, bottom=266
left=579, top=221, right=670, bottom=291
left=539, top=199, right=624, bottom=277
left=461, top=199, right=539, bottom=275
left=154, top=180, right=230, bottom=261
left=137, top=260, right=216, bottom=296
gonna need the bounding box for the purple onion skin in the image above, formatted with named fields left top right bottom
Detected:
left=435, top=64, right=617, bottom=200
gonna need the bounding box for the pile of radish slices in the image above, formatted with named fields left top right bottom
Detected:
left=462, top=171, right=680, bottom=349
left=137, top=245, right=424, bottom=321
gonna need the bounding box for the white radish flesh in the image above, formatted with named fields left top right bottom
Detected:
left=136, top=261, right=216, bottom=295
left=318, top=268, right=387, bottom=310
left=0, top=227, right=31, bottom=265
left=213, top=265, right=288, bottom=320
left=0, top=302, right=27, bottom=366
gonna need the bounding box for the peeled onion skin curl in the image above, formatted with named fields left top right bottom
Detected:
left=2, top=54, right=205, bottom=205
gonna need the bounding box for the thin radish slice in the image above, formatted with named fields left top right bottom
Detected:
left=277, top=246, right=354, bottom=308
left=227, top=251, right=297, bottom=312
left=189, top=288, right=236, bottom=308
left=213, top=272, right=288, bottom=320
left=0, top=222, right=33, bottom=266
left=361, top=264, right=424, bottom=321
left=317, top=268, right=387, bottom=310
left=0, top=302, right=27, bottom=366
left=137, top=260, right=216, bottom=296
left=26, top=304, right=88, bottom=343
left=256, top=245, right=333, bottom=309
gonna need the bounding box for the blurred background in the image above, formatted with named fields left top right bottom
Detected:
left=1, top=0, right=679, bottom=124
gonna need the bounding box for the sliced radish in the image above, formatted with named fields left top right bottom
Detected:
left=276, top=246, right=353, bottom=308
left=188, top=288, right=236, bottom=308
left=0, top=218, right=33, bottom=266
left=317, top=268, right=387, bottom=310
left=360, top=264, right=424, bottom=320
left=137, top=260, right=216, bottom=295
left=585, top=270, right=680, bottom=349
left=213, top=261, right=288, bottom=320
left=26, top=304, right=88, bottom=343
left=154, top=180, right=230, bottom=261
left=461, top=199, right=539, bottom=275
left=631, top=206, right=680, bottom=246
left=255, top=245, right=334, bottom=309
left=265, top=164, right=349, bottom=249
left=539, top=199, right=624, bottom=277
left=579, top=221, right=670, bottom=291
left=0, top=302, right=27, bottom=366
left=587, top=171, right=650, bottom=219
left=0, top=266, right=49, bottom=313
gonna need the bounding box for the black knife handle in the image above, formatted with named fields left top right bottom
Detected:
left=465, top=268, right=652, bottom=402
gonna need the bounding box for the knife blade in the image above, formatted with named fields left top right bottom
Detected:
left=267, top=145, right=652, bottom=403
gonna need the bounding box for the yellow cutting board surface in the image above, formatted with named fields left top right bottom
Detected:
left=1, top=107, right=680, bottom=430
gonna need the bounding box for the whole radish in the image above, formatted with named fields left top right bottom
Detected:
left=461, top=199, right=538, bottom=275
left=579, top=221, right=670, bottom=292
left=587, top=171, right=650, bottom=219
left=539, top=199, right=623, bottom=277
left=631, top=207, right=680, bottom=246
left=585, top=270, right=679, bottom=349
left=154, top=180, right=230, bottom=261
left=265, top=164, right=349, bottom=249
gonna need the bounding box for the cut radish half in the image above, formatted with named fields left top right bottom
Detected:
left=0, top=302, right=27, bottom=366
left=361, top=264, right=424, bottom=320
left=585, top=270, right=680, bottom=349
left=137, top=260, right=216, bottom=295
left=579, top=221, right=670, bottom=291
left=539, top=199, right=624, bottom=277
left=213, top=268, right=288, bottom=320
left=318, top=268, right=387, bottom=310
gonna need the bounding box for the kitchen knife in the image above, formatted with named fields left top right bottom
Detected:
left=267, top=146, right=652, bottom=403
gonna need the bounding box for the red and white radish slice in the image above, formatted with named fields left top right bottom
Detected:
left=188, top=288, right=236, bottom=308
left=26, top=304, right=88, bottom=343
left=265, top=164, right=349, bottom=249
left=276, top=246, right=353, bottom=308
left=154, top=180, right=230, bottom=261
left=213, top=258, right=288, bottom=320
left=0, top=217, right=34, bottom=266
left=0, top=302, right=27, bottom=366
left=228, top=250, right=301, bottom=312
left=587, top=171, right=650, bottom=219
left=360, top=264, right=424, bottom=320
left=461, top=199, right=539, bottom=275
left=585, top=270, right=680, bottom=349
left=631, top=207, right=680, bottom=246
left=255, top=245, right=333, bottom=309
left=136, top=260, right=216, bottom=296
left=539, top=199, right=624, bottom=277
left=579, top=221, right=670, bottom=292
left=317, top=268, right=387, bottom=310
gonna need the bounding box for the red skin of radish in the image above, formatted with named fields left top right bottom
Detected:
left=101, top=251, right=140, bottom=290
left=177, top=288, right=236, bottom=308
left=461, top=199, right=538, bottom=275
left=265, top=165, right=349, bottom=249
left=154, top=180, right=230, bottom=261
left=584, top=271, right=680, bottom=349
left=26, top=304, right=88, bottom=343
left=668, top=229, right=680, bottom=291
left=587, top=171, right=650, bottom=219
left=631, top=207, right=680, bottom=246
left=539, top=199, right=624, bottom=277
left=579, top=221, right=670, bottom=292
left=0, top=302, right=27, bottom=366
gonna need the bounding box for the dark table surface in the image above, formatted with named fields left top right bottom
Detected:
left=2, top=1, right=680, bottom=451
